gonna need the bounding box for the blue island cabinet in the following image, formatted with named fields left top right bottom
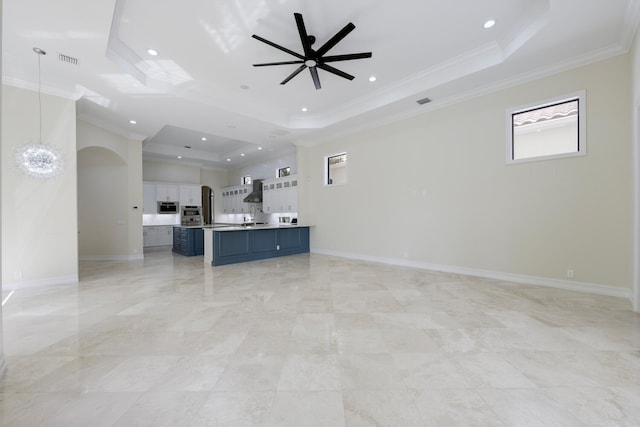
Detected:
left=213, top=226, right=309, bottom=266
left=172, top=227, right=204, bottom=256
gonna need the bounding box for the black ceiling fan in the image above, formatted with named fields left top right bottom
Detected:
left=252, top=12, right=372, bottom=90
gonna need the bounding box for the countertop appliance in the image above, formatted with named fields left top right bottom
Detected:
left=181, top=205, right=202, bottom=226
left=157, top=201, right=179, bottom=214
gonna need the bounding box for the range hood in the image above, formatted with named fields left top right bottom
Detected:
left=243, top=179, right=263, bottom=203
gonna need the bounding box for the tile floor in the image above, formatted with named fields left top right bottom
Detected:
left=0, top=250, right=639, bottom=426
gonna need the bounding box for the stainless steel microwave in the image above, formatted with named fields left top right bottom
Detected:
left=157, top=201, right=179, bottom=214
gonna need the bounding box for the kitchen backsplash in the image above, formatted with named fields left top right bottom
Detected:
left=143, top=213, right=180, bottom=226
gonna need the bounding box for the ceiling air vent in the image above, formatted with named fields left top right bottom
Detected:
left=58, top=53, right=78, bottom=66
left=416, top=97, right=432, bottom=105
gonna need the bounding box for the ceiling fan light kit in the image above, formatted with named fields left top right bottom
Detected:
left=252, top=12, right=372, bottom=90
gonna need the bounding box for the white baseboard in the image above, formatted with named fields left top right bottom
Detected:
left=311, top=248, right=632, bottom=300
left=2, top=274, right=79, bottom=290
left=79, top=254, right=144, bottom=261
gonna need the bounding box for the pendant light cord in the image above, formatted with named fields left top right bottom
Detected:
left=38, top=51, right=42, bottom=143
left=33, top=47, right=46, bottom=143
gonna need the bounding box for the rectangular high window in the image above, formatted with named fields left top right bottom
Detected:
left=325, top=153, right=347, bottom=186
left=507, top=91, right=586, bottom=163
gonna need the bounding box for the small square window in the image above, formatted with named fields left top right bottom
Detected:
left=325, top=153, right=347, bottom=186
left=242, top=175, right=252, bottom=185
left=507, top=91, right=586, bottom=163
left=278, top=167, right=291, bottom=178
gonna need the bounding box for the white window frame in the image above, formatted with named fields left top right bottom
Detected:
left=506, top=90, right=586, bottom=164
left=324, top=152, right=347, bottom=186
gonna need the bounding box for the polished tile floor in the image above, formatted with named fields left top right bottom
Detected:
left=1, top=250, right=639, bottom=426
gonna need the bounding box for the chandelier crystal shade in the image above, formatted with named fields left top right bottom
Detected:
left=14, top=47, right=65, bottom=179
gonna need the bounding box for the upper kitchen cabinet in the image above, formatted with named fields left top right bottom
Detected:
left=143, top=183, right=157, bottom=214
left=262, top=175, right=298, bottom=213
left=179, top=184, right=202, bottom=206
left=221, top=185, right=251, bottom=214
left=156, top=184, right=179, bottom=202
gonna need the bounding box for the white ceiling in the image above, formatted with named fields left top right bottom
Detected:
left=3, top=0, right=639, bottom=168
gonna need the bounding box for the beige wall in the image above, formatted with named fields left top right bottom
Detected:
left=305, top=54, right=633, bottom=293
left=77, top=120, right=143, bottom=260
left=0, top=0, right=5, bottom=373
left=143, top=159, right=201, bottom=183
left=226, top=147, right=297, bottom=184
left=1, top=85, right=78, bottom=287
left=632, top=29, right=640, bottom=311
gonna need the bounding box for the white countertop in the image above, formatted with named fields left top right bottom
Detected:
left=205, top=224, right=310, bottom=232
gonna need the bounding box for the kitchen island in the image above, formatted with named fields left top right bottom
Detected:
left=203, top=225, right=310, bottom=266
left=172, top=226, right=204, bottom=256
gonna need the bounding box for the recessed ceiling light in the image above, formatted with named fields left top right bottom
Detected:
left=258, top=146, right=263, bottom=150
left=483, top=19, right=496, bottom=29
left=177, top=155, right=182, bottom=159
left=129, top=120, right=136, bottom=124
left=301, top=107, right=308, bottom=112
left=226, top=158, right=231, bottom=162
left=201, top=137, right=207, bottom=141
left=369, top=76, right=376, bottom=82
left=147, top=49, right=159, bottom=56
left=241, top=153, right=245, bottom=157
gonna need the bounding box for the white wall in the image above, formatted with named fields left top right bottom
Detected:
left=304, top=54, right=633, bottom=295
left=1, top=85, right=78, bottom=287
left=227, top=147, right=297, bottom=184
left=0, top=0, right=6, bottom=375
left=632, top=28, right=640, bottom=311
left=143, top=159, right=201, bottom=183
left=77, top=120, right=143, bottom=260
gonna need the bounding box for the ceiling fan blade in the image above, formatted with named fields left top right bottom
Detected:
left=252, top=34, right=304, bottom=60
left=254, top=60, right=304, bottom=67
left=309, top=66, right=321, bottom=89
left=294, top=13, right=313, bottom=57
left=322, top=52, right=372, bottom=62
left=317, top=63, right=354, bottom=80
left=280, top=64, right=307, bottom=85
left=315, top=22, right=355, bottom=57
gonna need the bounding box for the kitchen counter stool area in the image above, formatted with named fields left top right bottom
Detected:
left=204, top=226, right=310, bottom=266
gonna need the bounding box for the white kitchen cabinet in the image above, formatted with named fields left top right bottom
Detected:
left=179, top=185, right=201, bottom=206
left=144, top=226, right=173, bottom=247
left=222, top=190, right=230, bottom=214
left=143, top=227, right=159, bottom=247
left=262, top=182, right=273, bottom=213
left=157, top=226, right=173, bottom=246
left=237, top=185, right=251, bottom=214
left=289, top=178, right=298, bottom=212
left=156, top=184, right=179, bottom=202
left=221, top=185, right=252, bottom=215
left=143, top=183, right=157, bottom=214
left=262, top=175, right=298, bottom=213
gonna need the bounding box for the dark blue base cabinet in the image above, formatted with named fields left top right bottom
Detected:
left=173, top=227, right=204, bottom=256
left=213, top=227, right=309, bottom=266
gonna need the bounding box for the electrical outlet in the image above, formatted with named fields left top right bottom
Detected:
left=566, top=269, right=575, bottom=278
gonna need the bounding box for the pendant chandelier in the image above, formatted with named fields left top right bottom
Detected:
left=13, top=47, right=64, bottom=179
